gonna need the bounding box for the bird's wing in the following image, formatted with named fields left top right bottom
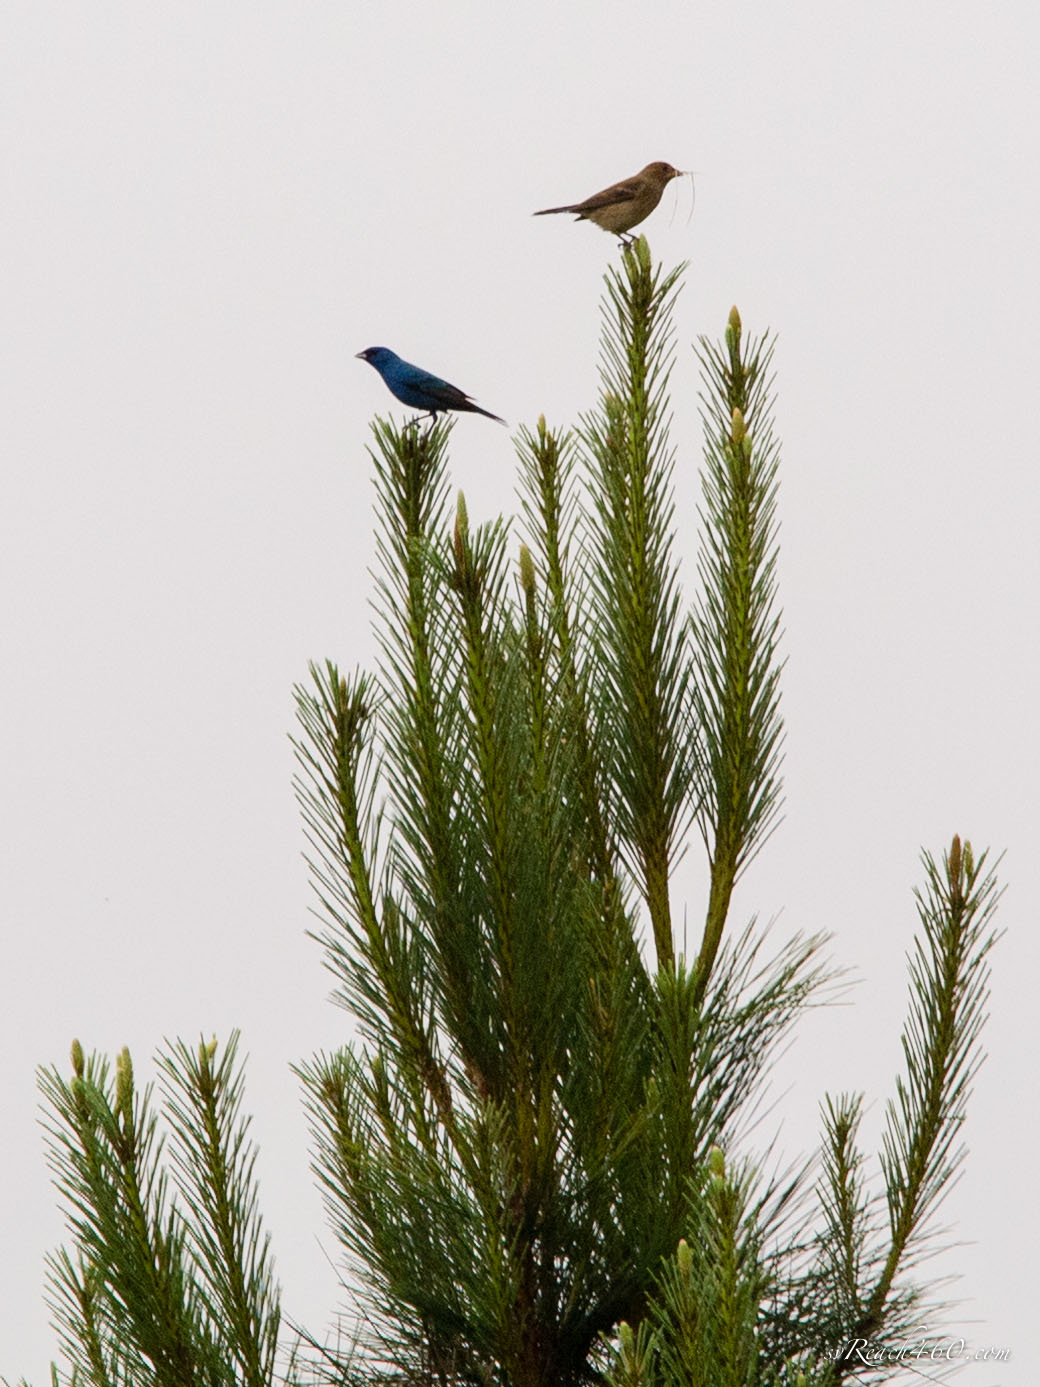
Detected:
left=399, top=362, right=471, bottom=410
left=573, top=177, right=641, bottom=212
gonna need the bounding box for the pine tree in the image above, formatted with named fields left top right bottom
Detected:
left=27, top=243, right=999, bottom=1387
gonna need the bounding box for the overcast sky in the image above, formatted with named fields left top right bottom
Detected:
left=2, top=3, right=1037, bottom=1384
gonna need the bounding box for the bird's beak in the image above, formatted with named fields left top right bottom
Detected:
left=354, top=351, right=366, bottom=359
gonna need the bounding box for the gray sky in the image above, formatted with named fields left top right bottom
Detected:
left=3, top=3, right=1037, bottom=1384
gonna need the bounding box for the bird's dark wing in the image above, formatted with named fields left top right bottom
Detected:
left=573, top=177, right=641, bottom=212
left=399, top=363, right=471, bottom=411
left=424, top=378, right=505, bottom=423
left=387, top=359, right=504, bottom=423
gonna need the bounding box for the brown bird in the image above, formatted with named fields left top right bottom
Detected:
left=534, top=161, right=683, bottom=242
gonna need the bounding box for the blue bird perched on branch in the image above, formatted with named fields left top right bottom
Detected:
left=356, top=347, right=506, bottom=425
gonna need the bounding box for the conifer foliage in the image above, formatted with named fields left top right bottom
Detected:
left=31, top=244, right=999, bottom=1387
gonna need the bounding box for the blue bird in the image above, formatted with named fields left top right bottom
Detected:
left=356, top=347, right=506, bottom=425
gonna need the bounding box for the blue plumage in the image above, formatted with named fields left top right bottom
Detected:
left=357, top=345, right=507, bottom=424
left=356, top=347, right=505, bottom=425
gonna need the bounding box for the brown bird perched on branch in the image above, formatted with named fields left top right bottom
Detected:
left=534, top=161, right=683, bottom=242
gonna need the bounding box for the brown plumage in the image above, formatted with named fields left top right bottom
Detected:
left=534, top=161, right=683, bottom=240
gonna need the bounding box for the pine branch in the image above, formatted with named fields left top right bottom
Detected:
left=515, top=416, right=623, bottom=904
left=515, top=419, right=645, bottom=1083
left=692, top=307, right=784, bottom=1004
left=369, top=420, right=505, bottom=1111
left=158, top=1035, right=281, bottom=1387
left=39, top=1045, right=229, bottom=1387
left=582, top=239, right=697, bottom=972
left=854, top=837, right=1000, bottom=1359
left=817, top=1095, right=871, bottom=1329
left=293, top=662, right=450, bottom=1144
left=776, top=838, right=1000, bottom=1386
left=603, top=1152, right=770, bottom=1387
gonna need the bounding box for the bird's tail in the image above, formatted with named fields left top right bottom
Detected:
left=532, top=205, right=575, bottom=216
left=472, top=404, right=507, bottom=425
